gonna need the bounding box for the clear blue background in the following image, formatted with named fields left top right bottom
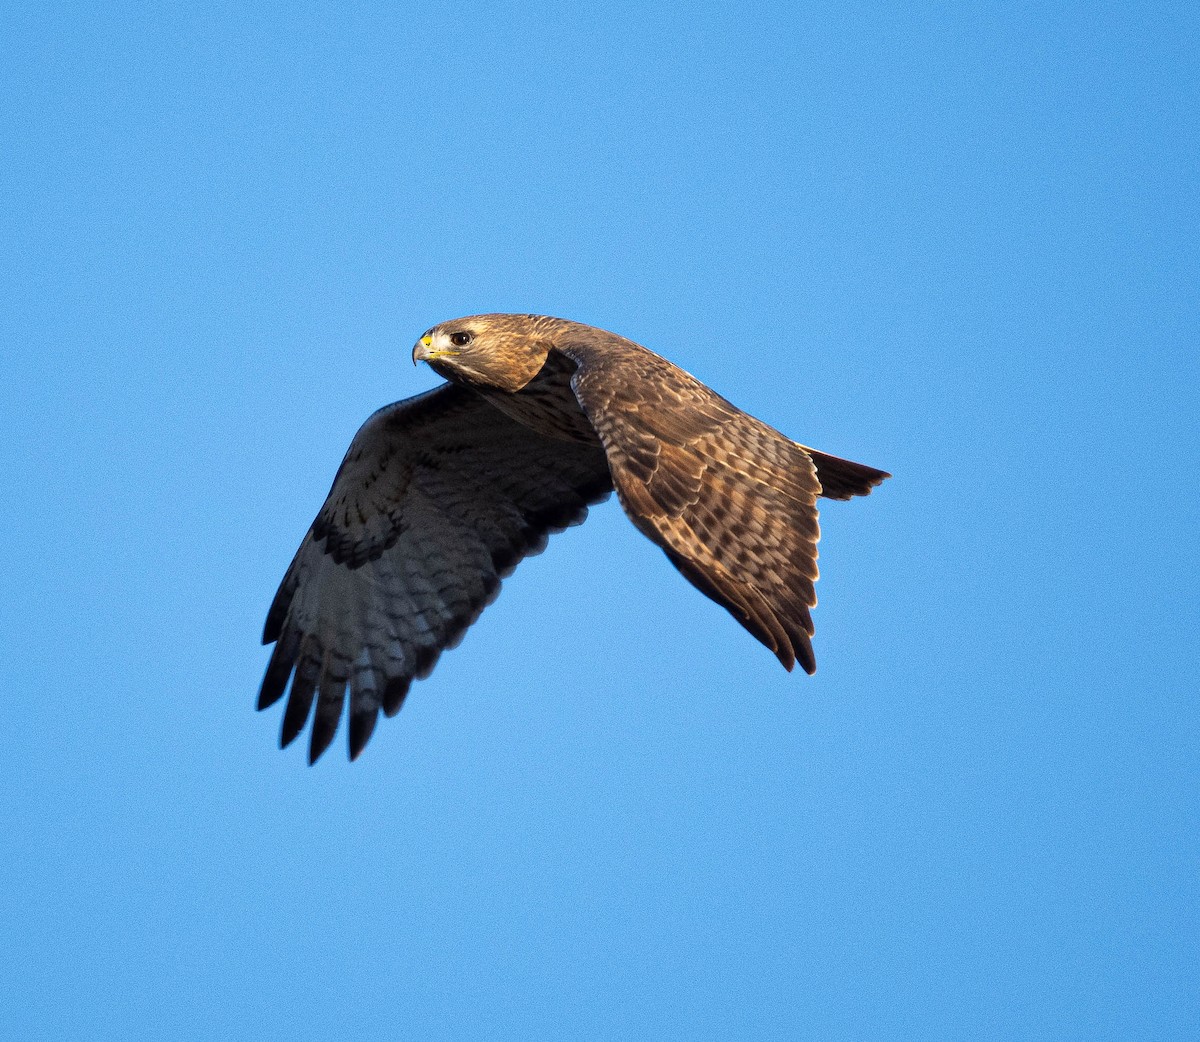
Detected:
left=2, top=2, right=1196, bottom=1038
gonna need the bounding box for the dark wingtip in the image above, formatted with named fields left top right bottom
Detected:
left=412, top=644, right=438, bottom=681
left=280, top=710, right=306, bottom=750
left=383, top=677, right=411, bottom=717
left=257, top=641, right=296, bottom=711
left=280, top=660, right=318, bottom=749
left=795, top=633, right=817, bottom=675
left=308, top=726, right=333, bottom=765
left=348, top=706, right=379, bottom=761
left=262, top=592, right=292, bottom=645
left=257, top=679, right=282, bottom=712
left=308, top=695, right=344, bottom=765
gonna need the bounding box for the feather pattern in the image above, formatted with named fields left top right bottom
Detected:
left=563, top=339, right=827, bottom=673
left=260, top=314, right=888, bottom=761
left=260, top=384, right=611, bottom=761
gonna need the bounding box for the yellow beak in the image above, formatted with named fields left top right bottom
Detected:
left=412, top=334, right=442, bottom=365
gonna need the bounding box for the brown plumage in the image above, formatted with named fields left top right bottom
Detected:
left=260, top=314, right=889, bottom=762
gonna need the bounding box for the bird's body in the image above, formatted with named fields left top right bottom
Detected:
left=260, top=314, right=889, bottom=762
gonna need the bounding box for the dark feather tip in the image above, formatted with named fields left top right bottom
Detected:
left=280, top=664, right=318, bottom=749
left=348, top=706, right=379, bottom=761
left=383, top=676, right=411, bottom=717
left=308, top=686, right=346, bottom=764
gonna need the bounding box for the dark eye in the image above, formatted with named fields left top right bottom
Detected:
left=449, top=331, right=473, bottom=347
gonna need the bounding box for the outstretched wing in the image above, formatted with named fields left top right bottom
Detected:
left=562, top=343, right=884, bottom=674
left=259, top=385, right=611, bottom=762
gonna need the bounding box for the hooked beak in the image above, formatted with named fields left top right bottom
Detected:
left=412, top=334, right=458, bottom=366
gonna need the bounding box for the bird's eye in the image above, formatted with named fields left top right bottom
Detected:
left=449, top=331, right=473, bottom=347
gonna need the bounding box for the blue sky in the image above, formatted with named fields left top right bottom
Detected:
left=2, top=1, right=1196, bottom=1038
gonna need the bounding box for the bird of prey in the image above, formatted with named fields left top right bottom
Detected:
left=259, top=314, right=889, bottom=762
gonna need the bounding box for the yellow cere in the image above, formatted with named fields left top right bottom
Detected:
left=421, top=335, right=433, bottom=347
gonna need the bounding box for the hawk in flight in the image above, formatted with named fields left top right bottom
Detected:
left=260, top=314, right=889, bottom=762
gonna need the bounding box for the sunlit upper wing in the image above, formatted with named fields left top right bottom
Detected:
left=561, top=342, right=885, bottom=673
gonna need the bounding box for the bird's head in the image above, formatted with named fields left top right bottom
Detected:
left=412, top=313, right=563, bottom=393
